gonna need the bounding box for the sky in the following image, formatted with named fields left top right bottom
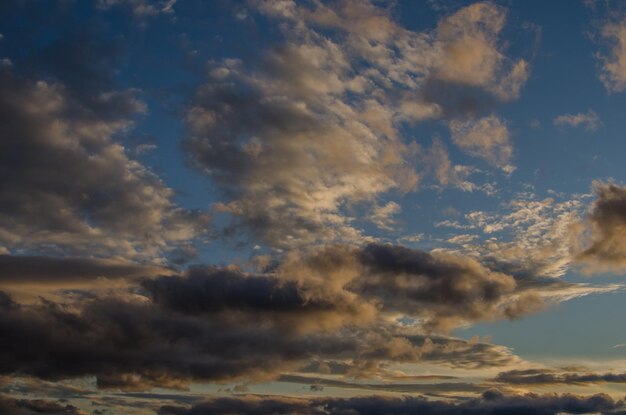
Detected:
left=6, top=0, right=626, bottom=414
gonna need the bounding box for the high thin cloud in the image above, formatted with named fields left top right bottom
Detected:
left=186, top=0, right=529, bottom=247
left=0, top=241, right=611, bottom=389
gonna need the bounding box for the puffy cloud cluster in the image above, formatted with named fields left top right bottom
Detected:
left=0, top=70, right=207, bottom=261
left=1, top=241, right=612, bottom=389
left=185, top=0, right=529, bottom=247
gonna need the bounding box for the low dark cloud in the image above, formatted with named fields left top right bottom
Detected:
left=0, top=253, right=525, bottom=389
left=0, top=255, right=166, bottom=284
left=158, top=392, right=624, bottom=415
left=494, top=368, right=626, bottom=385
left=578, top=182, right=626, bottom=273
left=0, top=69, right=207, bottom=261
left=0, top=394, right=87, bottom=415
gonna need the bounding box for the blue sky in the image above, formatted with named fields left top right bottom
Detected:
left=4, top=1, right=626, bottom=414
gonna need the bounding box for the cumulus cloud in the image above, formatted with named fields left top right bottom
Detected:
left=449, top=115, right=514, bottom=171
left=0, top=70, right=207, bottom=261
left=577, top=181, right=626, bottom=273
left=158, top=392, right=624, bottom=415
left=186, top=0, right=530, bottom=248
left=553, top=110, right=602, bottom=131
left=5, top=240, right=585, bottom=389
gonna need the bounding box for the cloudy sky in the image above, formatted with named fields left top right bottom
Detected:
left=4, top=0, right=626, bottom=414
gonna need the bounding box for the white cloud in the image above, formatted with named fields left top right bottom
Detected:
left=553, top=109, right=602, bottom=131
left=449, top=115, right=514, bottom=171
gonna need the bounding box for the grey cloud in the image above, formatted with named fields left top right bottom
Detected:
left=494, top=368, right=626, bottom=385
left=0, top=289, right=362, bottom=388
left=578, top=182, right=626, bottom=273
left=279, top=374, right=485, bottom=394
left=0, top=251, right=531, bottom=389
left=352, top=243, right=544, bottom=331
left=0, top=394, right=87, bottom=415
left=141, top=267, right=376, bottom=331
left=0, top=255, right=167, bottom=284
left=0, top=70, right=207, bottom=260
left=97, top=0, right=177, bottom=17
left=158, top=392, right=623, bottom=415
left=185, top=0, right=530, bottom=248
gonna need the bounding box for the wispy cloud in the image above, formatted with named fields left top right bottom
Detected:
left=553, top=109, right=602, bottom=131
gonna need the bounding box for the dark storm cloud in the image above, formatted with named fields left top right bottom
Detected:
left=0, top=289, right=363, bottom=388
left=494, top=369, right=626, bottom=385
left=0, top=257, right=524, bottom=389
left=142, top=268, right=319, bottom=314
left=158, top=391, right=623, bottom=415
left=328, top=243, right=544, bottom=331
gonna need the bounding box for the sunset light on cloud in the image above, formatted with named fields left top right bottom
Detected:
left=4, top=1, right=626, bottom=414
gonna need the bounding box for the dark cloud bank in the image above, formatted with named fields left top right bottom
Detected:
left=159, top=392, right=625, bottom=415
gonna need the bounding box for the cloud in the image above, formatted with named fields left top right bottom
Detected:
left=494, top=368, right=626, bottom=385
left=0, top=255, right=169, bottom=304
left=446, top=192, right=590, bottom=279
left=598, top=16, right=626, bottom=92
left=0, top=255, right=166, bottom=285
left=553, top=110, right=602, bottom=131
left=0, top=395, right=87, bottom=415
left=0, top=240, right=608, bottom=390
left=158, top=392, right=623, bottom=415
left=449, top=115, right=514, bottom=171
left=420, top=138, right=482, bottom=192
left=0, top=70, right=208, bottom=261
left=185, top=1, right=530, bottom=248
left=2, top=242, right=570, bottom=389
left=577, top=181, right=626, bottom=273
left=97, top=0, right=177, bottom=17
left=367, top=202, right=401, bottom=231
left=353, top=243, right=539, bottom=331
